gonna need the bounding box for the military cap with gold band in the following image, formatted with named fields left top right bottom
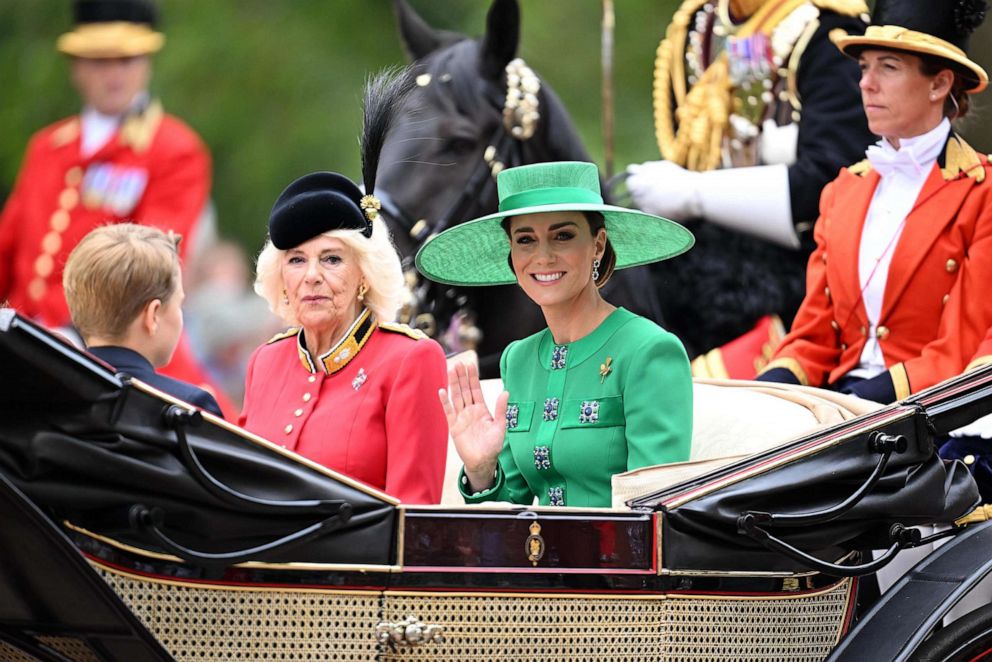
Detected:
left=57, top=0, right=165, bottom=59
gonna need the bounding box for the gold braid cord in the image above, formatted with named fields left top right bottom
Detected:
left=811, top=0, right=868, bottom=16
left=654, top=0, right=863, bottom=171
left=676, top=55, right=731, bottom=172
left=653, top=0, right=712, bottom=167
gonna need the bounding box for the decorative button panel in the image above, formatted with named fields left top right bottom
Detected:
left=543, top=398, right=559, bottom=422
left=533, top=446, right=550, bottom=470
left=579, top=400, right=600, bottom=424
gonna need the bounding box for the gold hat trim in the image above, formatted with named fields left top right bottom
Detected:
left=833, top=25, right=989, bottom=93
left=57, top=22, right=164, bottom=58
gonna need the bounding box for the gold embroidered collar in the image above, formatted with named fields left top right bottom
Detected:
left=849, top=133, right=986, bottom=183
left=296, top=308, right=376, bottom=375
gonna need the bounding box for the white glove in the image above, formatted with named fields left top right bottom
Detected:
left=951, top=412, right=992, bottom=439
left=626, top=161, right=800, bottom=250
left=626, top=160, right=703, bottom=222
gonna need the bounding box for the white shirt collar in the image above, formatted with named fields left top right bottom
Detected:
left=875, top=118, right=951, bottom=165
left=79, top=92, right=150, bottom=157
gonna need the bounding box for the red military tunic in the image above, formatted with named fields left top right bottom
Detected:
left=763, top=134, right=992, bottom=398
left=0, top=100, right=210, bottom=327
left=239, top=309, right=449, bottom=504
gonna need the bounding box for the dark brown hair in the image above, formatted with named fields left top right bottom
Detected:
left=919, top=55, right=973, bottom=120
left=501, top=211, right=616, bottom=288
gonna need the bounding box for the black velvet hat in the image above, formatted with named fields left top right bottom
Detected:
left=57, top=0, right=165, bottom=58
left=268, top=172, right=375, bottom=250
left=266, top=69, right=415, bottom=251
left=834, top=0, right=989, bottom=92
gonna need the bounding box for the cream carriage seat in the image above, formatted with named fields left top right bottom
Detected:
left=437, top=362, right=881, bottom=506
left=610, top=379, right=882, bottom=508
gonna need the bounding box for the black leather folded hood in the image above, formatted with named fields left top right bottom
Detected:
left=632, top=370, right=992, bottom=574
left=0, top=310, right=397, bottom=568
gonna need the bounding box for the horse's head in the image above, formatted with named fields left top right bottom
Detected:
left=375, top=0, right=597, bottom=369
left=377, top=0, right=592, bottom=262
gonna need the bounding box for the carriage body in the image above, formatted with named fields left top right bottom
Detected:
left=0, top=308, right=989, bottom=661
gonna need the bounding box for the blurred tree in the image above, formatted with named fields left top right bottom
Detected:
left=1, top=0, right=989, bottom=256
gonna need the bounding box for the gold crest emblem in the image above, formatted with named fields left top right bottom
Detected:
left=525, top=521, right=545, bottom=566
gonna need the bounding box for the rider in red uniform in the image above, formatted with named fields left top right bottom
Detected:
left=0, top=0, right=232, bottom=416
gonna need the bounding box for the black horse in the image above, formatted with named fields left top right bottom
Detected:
left=375, top=0, right=663, bottom=377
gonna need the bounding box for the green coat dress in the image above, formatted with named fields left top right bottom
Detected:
left=460, top=307, right=693, bottom=508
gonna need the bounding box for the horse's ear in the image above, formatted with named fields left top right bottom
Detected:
left=479, top=0, right=519, bottom=81
left=394, top=0, right=465, bottom=61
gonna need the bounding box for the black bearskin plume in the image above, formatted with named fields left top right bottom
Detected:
left=361, top=68, right=417, bottom=199
left=955, top=0, right=988, bottom=34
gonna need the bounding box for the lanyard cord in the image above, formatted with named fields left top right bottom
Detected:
left=834, top=167, right=974, bottom=337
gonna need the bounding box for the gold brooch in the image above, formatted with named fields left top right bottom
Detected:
left=359, top=194, right=381, bottom=222
left=599, top=357, right=613, bottom=383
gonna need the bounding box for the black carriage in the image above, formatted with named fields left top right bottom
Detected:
left=2, top=307, right=992, bottom=661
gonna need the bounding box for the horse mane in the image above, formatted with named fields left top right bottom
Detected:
left=362, top=67, right=417, bottom=196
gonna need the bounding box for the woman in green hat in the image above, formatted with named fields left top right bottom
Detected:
left=417, top=161, right=695, bottom=507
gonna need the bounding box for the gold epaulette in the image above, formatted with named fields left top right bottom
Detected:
left=379, top=321, right=428, bottom=340
left=50, top=118, right=80, bottom=148
left=811, top=0, right=869, bottom=17
left=942, top=134, right=987, bottom=183
left=120, top=99, right=164, bottom=153
left=267, top=327, right=301, bottom=344
left=847, top=159, right=872, bottom=176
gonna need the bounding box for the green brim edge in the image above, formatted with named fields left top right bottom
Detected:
left=415, top=203, right=695, bottom=287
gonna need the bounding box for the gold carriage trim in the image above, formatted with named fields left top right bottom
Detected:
left=957, top=504, right=992, bottom=526
left=759, top=357, right=809, bottom=386
left=890, top=363, right=911, bottom=401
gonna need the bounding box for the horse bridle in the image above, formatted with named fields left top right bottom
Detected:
left=377, top=59, right=542, bottom=251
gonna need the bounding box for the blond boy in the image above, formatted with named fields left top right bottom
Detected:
left=63, top=223, right=221, bottom=416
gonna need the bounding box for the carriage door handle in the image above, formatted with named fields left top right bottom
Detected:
left=375, top=616, right=445, bottom=648
left=739, top=431, right=908, bottom=529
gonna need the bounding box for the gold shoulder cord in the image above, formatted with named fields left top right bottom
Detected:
left=653, top=0, right=715, bottom=168
left=654, top=0, right=826, bottom=171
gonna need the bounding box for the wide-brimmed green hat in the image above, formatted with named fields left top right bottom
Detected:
left=415, top=161, right=694, bottom=286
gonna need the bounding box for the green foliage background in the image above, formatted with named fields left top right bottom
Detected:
left=0, top=0, right=679, bottom=254
left=2, top=1, right=991, bottom=256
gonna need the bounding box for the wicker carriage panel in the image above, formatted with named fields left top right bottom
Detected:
left=0, top=637, right=101, bottom=662
left=0, top=641, right=40, bottom=662
left=93, top=564, right=382, bottom=661
left=89, top=560, right=852, bottom=661
left=380, top=581, right=852, bottom=661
